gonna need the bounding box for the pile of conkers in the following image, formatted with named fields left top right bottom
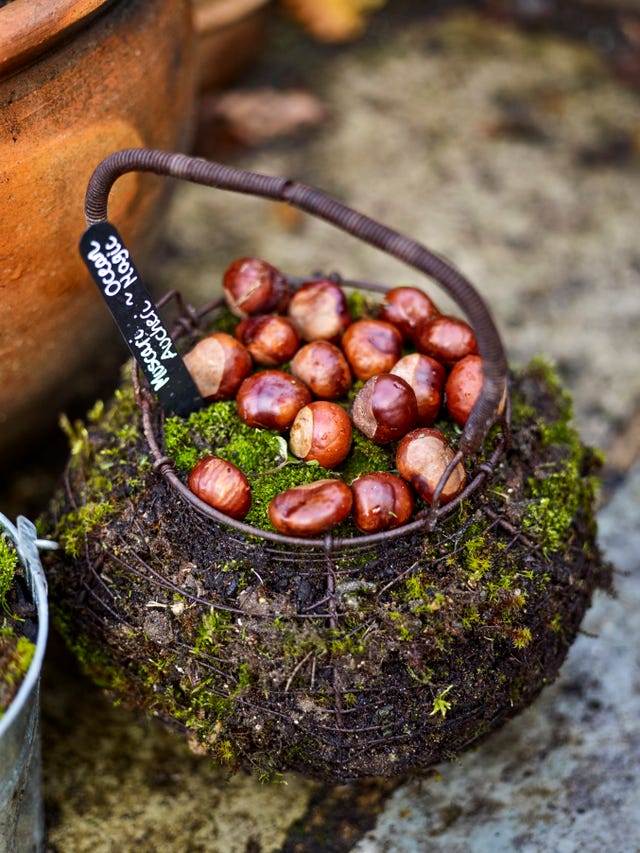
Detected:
left=182, top=257, right=484, bottom=537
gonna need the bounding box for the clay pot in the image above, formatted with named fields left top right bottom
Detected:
left=0, top=0, right=197, bottom=458
left=192, top=0, right=271, bottom=91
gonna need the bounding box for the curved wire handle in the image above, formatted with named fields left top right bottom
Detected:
left=85, top=148, right=508, bottom=457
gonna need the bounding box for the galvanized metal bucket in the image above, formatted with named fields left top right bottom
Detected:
left=0, top=515, right=53, bottom=853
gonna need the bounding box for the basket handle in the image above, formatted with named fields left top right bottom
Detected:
left=85, top=148, right=508, bottom=455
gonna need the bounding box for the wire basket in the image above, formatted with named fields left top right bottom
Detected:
left=43, top=149, right=609, bottom=782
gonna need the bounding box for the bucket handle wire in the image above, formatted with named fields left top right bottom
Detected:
left=84, top=148, right=509, bottom=547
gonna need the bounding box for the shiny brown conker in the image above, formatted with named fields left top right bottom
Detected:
left=188, top=455, right=251, bottom=520
left=396, top=428, right=466, bottom=505
left=290, top=340, right=352, bottom=400
left=341, top=319, right=404, bottom=382
left=235, top=314, right=300, bottom=366
left=445, top=354, right=484, bottom=427
left=390, top=353, right=446, bottom=426
left=351, top=472, right=415, bottom=533
left=223, top=257, right=290, bottom=318
left=378, top=286, right=439, bottom=342
left=269, top=479, right=353, bottom=537
left=236, top=370, right=312, bottom=431
left=183, top=332, right=252, bottom=402
left=287, top=280, right=352, bottom=342
left=289, top=401, right=353, bottom=469
left=351, top=373, right=418, bottom=444
left=414, top=315, right=478, bottom=366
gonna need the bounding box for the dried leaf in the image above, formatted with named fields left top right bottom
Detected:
left=282, top=0, right=386, bottom=43
left=209, top=87, right=328, bottom=146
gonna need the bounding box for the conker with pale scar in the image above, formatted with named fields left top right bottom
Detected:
left=351, top=373, right=418, bottom=444
left=183, top=332, right=252, bottom=401
left=289, top=401, right=353, bottom=469
left=287, top=279, right=352, bottom=342
left=188, top=455, right=251, bottom=520
left=391, top=352, right=445, bottom=426
left=223, top=257, right=290, bottom=317
left=269, top=479, right=353, bottom=536
left=236, top=370, right=311, bottom=431
left=445, top=354, right=484, bottom=427
left=235, top=314, right=300, bottom=366
left=341, top=319, right=403, bottom=381
left=415, top=314, right=477, bottom=366
left=396, top=427, right=466, bottom=504
left=351, top=472, right=414, bottom=533
left=378, top=286, right=439, bottom=342
left=290, top=341, right=352, bottom=400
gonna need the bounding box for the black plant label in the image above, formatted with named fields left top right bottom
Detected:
left=80, top=221, right=203, bottom=417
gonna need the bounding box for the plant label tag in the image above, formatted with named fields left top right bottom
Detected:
left=80, top=221, right=204, bottom=417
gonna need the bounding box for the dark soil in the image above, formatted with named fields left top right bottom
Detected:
left=43, top=356, right=611, bottom=782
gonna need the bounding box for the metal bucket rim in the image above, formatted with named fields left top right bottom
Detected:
left=0, top=514, right=50, bottom=739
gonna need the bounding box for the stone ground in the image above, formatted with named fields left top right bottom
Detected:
left=2, top=3, right=640, bottom=851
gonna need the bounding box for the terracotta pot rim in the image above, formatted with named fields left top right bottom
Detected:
left=0, top=0, right=118, bottom=79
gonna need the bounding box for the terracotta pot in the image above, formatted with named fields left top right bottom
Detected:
left=192, top=0, right=271, bottom=91
left=0, top=0, right=197, bottom=458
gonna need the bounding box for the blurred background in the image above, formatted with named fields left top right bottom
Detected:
left=1, top=1, right=639, bottom=850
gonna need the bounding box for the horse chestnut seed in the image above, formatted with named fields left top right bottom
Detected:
left=414, top=314, right=478, bottom=366
left=235, top=314, right=300, bottom=366
left=290, top=341, right=352, bottom=400
left=183, top=332, right=252, bottom=401
left=341, top=319, right=403, bottom=382
left=287, top=280, right=352, bottom=342
left=378, top=286, right=439, bottom=342
left=188, top=455, right=251, bottom=520
left=391, top=353, right=445, bottom=426
left=269, top=479, right=353, bottom=537
left=289, top=401, right=352, bottom=469
left=223, top=257, right=290, bottom=317
left=396, top=428, right=466, bottom=505
left=351, top=472, right=415, bottom=533
left=236, top=370, right=311, bottom=431
left=445, top=354, right=484, bottom=427
left=351, top=374, right=418, bottom=444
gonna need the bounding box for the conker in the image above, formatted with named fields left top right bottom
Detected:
left=223, top=257, right=290, bottom=317
left=396, top=428, right=466, bottom=504
left=351, top=472, right=414, bottom=533
left=391, top=353, right=445, bottom=426
left=289, top=401, right=352, bottom=469
left=235, top=314, right=300, bottom=366
left=183, top=332, right=252, bottom=402
left=290, top=341, right=352, bottom=400
left=378, top=286, right=439, bottom=342
left=236, top=370, right=312, bottom=431
left=287, top=280, right=352, bottom=342
left=341, top=319, right=403, bottom=382
left=188, top=455, right=251, bottom=520
left=414, top=315, right=478, bottom=366
left=269, top=479, right=353, bottom=537
left=445, top=354, right=484, bottom=427
left=351, top=374, right=418, bottom=444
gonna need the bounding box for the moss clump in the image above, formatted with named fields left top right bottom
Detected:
left=0, top=535, right=37, bottom=717
left=42, top=360, right=611, bottom=782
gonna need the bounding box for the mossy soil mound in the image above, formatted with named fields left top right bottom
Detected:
left=44, top=360, right=611, bottom=782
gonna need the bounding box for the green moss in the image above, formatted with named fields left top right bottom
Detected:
left=56, top=501, right=114, bottom=559
left=0, top=628, right=36, bottom=716
left=340, top=428, right=394, bottom=484
left=0, top=535, right=18, bottom=612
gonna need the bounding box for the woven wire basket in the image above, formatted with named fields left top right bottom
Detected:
left=45, top=150, right=608, bottom=781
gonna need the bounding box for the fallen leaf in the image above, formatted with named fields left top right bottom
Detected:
left=207, top=87, right=328, bottom=146
left=282, top=0, right=387, bottom=43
